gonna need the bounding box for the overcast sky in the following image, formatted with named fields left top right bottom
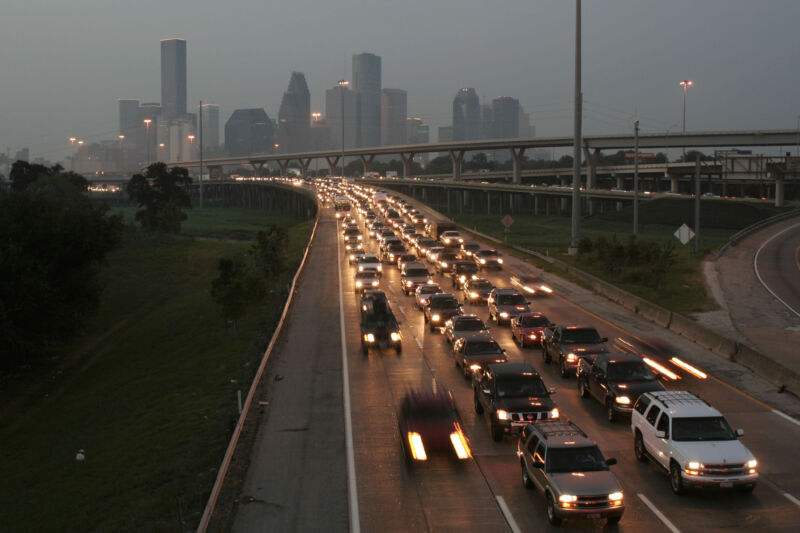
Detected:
left=1, top=0, right=798, bottom=161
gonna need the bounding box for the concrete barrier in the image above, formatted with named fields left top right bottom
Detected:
left=669, top=313, right=738, bottom=359
left=733, top=343, right=800, bottom=396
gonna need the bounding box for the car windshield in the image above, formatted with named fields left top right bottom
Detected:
left=496, top=376, right=547, bottom=398
left=345, top=228, right=360, bottom=236
left=455, top=319, right=485, bottom=331
left=607, top=361, right=656, bottom=381
left=519, top=316, right=550, bottom=327
left=478, top=250, right=498, bottom=257
left=672, top=417, right=737, bottom=441
left=418, top=286, right=441, bottom=295
left=406, top=268, right=429, bottom=277
left=430, top=298, right=459, bottom=309
left=562, top=328, right=602, bottom=343
left=547, top=446, right=608, bottom=473
left=456, top=264, right=478, bottom=273
left=358, top=255, right=378, bottom=263
left=464, top=341, right=502, bottom=355
left=472, top=281, right=493, bottom=290
left=498, top=294, right=526, bottom=305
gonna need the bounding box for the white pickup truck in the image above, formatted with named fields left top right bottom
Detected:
left=631, top=390, right=758, bottom=494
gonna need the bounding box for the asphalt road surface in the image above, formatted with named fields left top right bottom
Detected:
left=755, top=221, right=800, bottom=317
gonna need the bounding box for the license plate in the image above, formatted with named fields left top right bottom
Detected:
left=587, top=513, right=601, bottom=519
left=720, top=481, right=733, bottom=488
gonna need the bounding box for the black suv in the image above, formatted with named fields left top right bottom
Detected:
left=473, top=363, right=558, bottom=441
left=424, top=293, right=463, bottom=331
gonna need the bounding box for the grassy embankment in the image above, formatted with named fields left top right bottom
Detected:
left=449, top=198, right=789, bottom=314
left=0, top=207, right=313, bottom=532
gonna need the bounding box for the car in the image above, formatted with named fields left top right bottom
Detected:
left=444, top=314, right=489, bottom=345
left=460, top=242, right=481, bottom=258
left=396, top=253, right=418, bottom=271
left=436, top=250, right=461, bottom=275
left=462, top=278, right=494, bottom=305
left=343, top=235, right=363, bottom=252
left=354, top=269, right=380, bottom=293
left=518, top=420, right=624, bottom=526
left=426, top=246, right=445, bottom=265
left=510, top=274, right=553, bottom=296
left=474, top=363, right=558, bottom=441
left=400, top=263, right=432, bottom=295
left=449, top=261, right=479, bottom=289
left=415, top=237, right=438, bottom=256
left=542, top=324, right=609, bottom=378
left=487, top=288, right=531, bottom=325
left=348, top=250, right=367, bottom=266
left=632, top=391, right=758, bottom=494
left=398, top=389, right=472, bottom=462
left=577, top=352, right=665, bottom=421
left=379, top=242, right=406, bottom=264
left=360, top=296, right=402, bottom=354
left=415, top=283, right=443, bottom=310
left=511, top=313, right=553, bottom=348
left=424, top=293, right=463, bottom=331
left=440, top=230, right=464, bottom=247
left=359, top=289, right=390, bottom=316
left=356, top=253, right=382, bottom=274
left=473, top=248, right=504, bottom=270
left=342, top=226, right=362, bottom=241
left=452, top=333, right=507, bottom=379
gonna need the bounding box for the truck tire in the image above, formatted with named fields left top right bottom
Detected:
left=634, top=431, right=647, bottom=462
left=521, top=461, right=534, bottom=489
left=670, top=461, right=686, bottom=495
left=490, top=418, right=504, bottom=442
left=474, top=392, right=484, bottom=414
left=546, top=493, right=562, bottom=526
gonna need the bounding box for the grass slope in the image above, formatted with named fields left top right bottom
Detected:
left=0, top=207, right=313, bottom=532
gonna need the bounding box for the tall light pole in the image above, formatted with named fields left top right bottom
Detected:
left=199, top=100, right=204, bottom=208
left=118, top=135, right=125, bottom=171
left=311, top=111, right=322, bottom=177
left=187, top=134, right=195, bottom=164
left=680, top=79, right=693, bottom=159
left=633, top=120, right=640, bottom=236
left=143, top=119, right=152, bottom=167
left=69, top=137, right=76, bottom=171
left=569, top=0, right=582, bottom=254
left=796, top=114, right=799, bottom=157
left=338, top=80, right=349, bottom=178
left=76, top=140, right=84, bottom=174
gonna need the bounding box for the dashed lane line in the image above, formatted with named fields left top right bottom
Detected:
left=637, top=493, right=680, bottom=533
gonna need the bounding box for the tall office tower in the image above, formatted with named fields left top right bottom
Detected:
left=406, top=117, right=430, bottom=164
left=326, top=83, right=357, bottom=150
left=119, top=99, right=140, bottom=142
left=490, top=96, right=520, bottom=139
left=452, top=88, right=480, bottom=141
left=519, top=107, right=531, bottom=138
left=352, top=52, right=381, bottom=147
left=224, top=108, right=274, bottom=156
left=277, top=72, right=311, bottom=153
left=438, top=126, right=453, bottom=143
left=480, top=104, right=493, bottom=139
left=161, top=38, right=187, bottom=122
left=381, top=89, right=407, bottom=146
left=199, top=104, right=220, bottom=150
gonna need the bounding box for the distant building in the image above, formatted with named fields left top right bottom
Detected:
left=225, top=108, right=275, bottom=157
left=168, top=115, right=197, bottom=162
left=452, top=88, right=480, bottom=141
left=160, top=39, right=187, bottom=122
left=480, top=104, right=493, bottom=140
left=118, top=99, right=140, bottom=145
left=199, top=104, right=220, bottom=150
left=438, top=126, right=453, bottom=143
left=406, top=117, right=430, bottom=164
left=490, top=96, right=520, bottom=139
left=381, top=89, right=407, bottom=146
left=353, top=53, right=381, bottom=147
left=519, top=107, right=531, bottom=138
left=326, top=84, right=358, bottom=150
left=14, top=148, right=29, bottom=163
left=277, top=72, right=311, bottom=153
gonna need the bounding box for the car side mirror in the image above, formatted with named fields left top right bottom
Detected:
left=655, top=430, right=666, bottom=439
left=533, top=459, right=544, bottom=469
left=736, top=428, right=744, bottom=437
left=606, top=458, right=617, bottom=466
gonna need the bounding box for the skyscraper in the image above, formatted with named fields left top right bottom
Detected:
left=224, top=108, right=274, bottom=156
left=352, top=53, right=381, bottom=147
left=119, top=99, right=140, bottom=142
left=406, top=117, right=430, bottom=164
left=277, top=72, right=311, bottom=153
left=161, top=38, right=187, bottom=122
left=199, top=104, right=220, bottom=150
left=452, top=88, right=480, bottom=141
left=381, top=89, right=407, bottom=146
left=490, top=96, right=520, bottom=139
left=326, top=83, right=357, bottom=150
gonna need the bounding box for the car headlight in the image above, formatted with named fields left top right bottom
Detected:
left=747, top=459, right=758, bottom=469
left=408, top=432, right=427, bottom=461
left=377, top=265, right=382, bottom=272
left=459, top=275, right=467, bottom=282
left=390, top=332, right=401, bottom=342
left=541, top=285, right=553, bottom=293
left=450, top=429, right=471, bottom=459
left=615, top=395, right=631, bottom=405
left=496, top=409, right=509, bottom=420
left=364, top=333, right=375, bottom=343
left=497, top=258, right=504, bottom=264
left=406, top=281, right=413, bottom=287
left=688, top=461, right=701, bottom=470
left=357, top=235, right=363, bottom=240
left=559, top=494, right=577, bottom=503
left=432, top=314, right=440, bottom=322
left=458, top=238, right=463, bottom=243
left=550, top=408, right=560, bottom=419
left=444, top=238, right=451, bottom=244
left=355, top=281, right=363, bottom=287
left=469, top=363, right=482, bottom=372
left=345, top=244, right=351, bottom=250
left=359, top=266, right=364, bottom=271
left=440, top=261, right=448, bottom=268
left=480, top=258, right=486, bottom=264
left=427, top=279, right=435, bottom=284
left=499, top=312, right=509, bottom=318
left=528, top=333, right=537, bottom=340
left=608, top=492, right=623, bottom=504
left=565, top=353, right=578, bottom=362
left=470, top=291, right=479, bottom=298
left=371, top=280, right=379, bottom=287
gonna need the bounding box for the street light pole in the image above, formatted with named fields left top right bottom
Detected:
left=199, top=100, right=204, bottom=208
left=569, top=0, right=582, bottom=254
left=338, top=80, right=349, bottom=179
left=633, top=120, right=640, bottom=236
left=680, top=79, right=693, bottom=159
left=69, top=137, right=76, bottom=172
left=311, top=111, right=321, bottom=177
left=118, top=135, right=125, bottom=171
left=143, top=119, right=152, bottom=167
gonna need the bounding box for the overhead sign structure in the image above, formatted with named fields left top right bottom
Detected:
left=674, top=223, right=695, bottom=245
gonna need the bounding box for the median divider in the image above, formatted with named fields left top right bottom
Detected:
left=733, top=344, right=800, bottom=394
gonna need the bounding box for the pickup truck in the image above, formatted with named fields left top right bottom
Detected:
left=541, top=324, right=609, bottom=379
left=576, top=352, right=664, bottom=421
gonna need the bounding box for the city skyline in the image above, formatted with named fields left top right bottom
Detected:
left=1, top=1, right=798, bottom=162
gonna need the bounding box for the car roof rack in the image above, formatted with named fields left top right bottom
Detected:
left=534, top=419, right=587, bottom=440
left=651, top=390, right=709, bottom=408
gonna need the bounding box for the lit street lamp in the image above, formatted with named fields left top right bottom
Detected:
left=311, top=111, right=322, bottom=176
left=118, top=135, right=125, bottom=171
left=69, top=137, right=77, bottom=171
left=338, top=80, right=349, bottom=178
left=143, top=119, right=152, bottom=166
left=187, top=134, right=196, bottom=164
left=680, top=80, right=693, bottom=159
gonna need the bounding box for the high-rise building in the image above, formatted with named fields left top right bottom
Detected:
left=490, top=96, right=520, bottom=139
left=199, top=104, right=220, bottom=150
left=452, top=88, right=480, bottom=141
left=326, top=83, right=357, bottom=150
left=352, top=53, right=381, bottom=147
left=381, top=89, right=407, bottom=146
left=119, top=99, right=140, bottom=143
left=519, top=107, right=531, bottom=138
left=160, top=39, right=187, bottom=122
left=224, top=108, right=275, bottom=156
left=406, top=117, right=430, bottom=164
left=277, top=72, right=311, bottom=153
left=438, top=126, right=453, bottom=143
left=480, top=104, right=493, bottom=139
left=169, top=115, right=196, bottom=162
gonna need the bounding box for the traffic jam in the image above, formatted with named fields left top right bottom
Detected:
left=316, top=180, right=764, bottom=529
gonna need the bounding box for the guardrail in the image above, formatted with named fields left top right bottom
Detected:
left=716, top=209, right=800, bottom=258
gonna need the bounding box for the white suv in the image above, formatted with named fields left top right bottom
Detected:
left=631, top=391, right=758, bottom=494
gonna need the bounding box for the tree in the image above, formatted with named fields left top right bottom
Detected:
left=425, top=155, right=452, bottom=174
left=251, top=225, right=289, bottom=279
left=127, top=163, right=192, bottom=233
left=210, top=258, right=263, bottom=329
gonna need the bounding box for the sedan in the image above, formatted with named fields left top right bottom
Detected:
left=399, top=389, right=471, bottom=462
left=511, top=313, right=553, bottom=348
left=415, top=283, right=443, bottom=310
left=444, top=315, right=489, bottom=345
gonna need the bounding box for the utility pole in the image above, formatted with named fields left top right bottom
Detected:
left=633, top=119, right=640, bottom=236
left=694, top=155, right=701, bottom=253
left=199, top=100, right=204, bottom=208
left=569, top=0, right=582, bottom=254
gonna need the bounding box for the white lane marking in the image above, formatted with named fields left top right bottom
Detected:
left=753, top=222, right=800, bottom=318
left=773, top=409, right=800, bottom=428
left=637, top=493, right=680, bottom=533
left=337, top=232, right=361, bottom=533
left=495, top=496, right=521, bottom=533
left=414, top=336, right=423, bottom=350
left=784, top=492, right=800, bottom=508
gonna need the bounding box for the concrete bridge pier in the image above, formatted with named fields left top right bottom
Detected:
left=775, top=177, right=785, bottom=207
left=399, top=152, right=414, bottom=178
left=325, top=156, right=340, bottom=177
left=250, top=161, right=265, bottom=178
left=669, top=173, right=680, bottom=193
left=559, top=175, right=569, bottom=212
left=449, top=150, right=465, bottom=181
left=360, top=154, right=376, bottom=176
left=299, top=158, right=312, bottom=179
left=533, top=194, right=539, bottom=216
left=510, top=147, right=526, bottom=185
left=277, top=160, right=289, bottom=178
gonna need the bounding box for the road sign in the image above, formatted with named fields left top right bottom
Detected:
left=674, top=223, right=695, bottom=245
left=501, top=214, right=514, bottom=231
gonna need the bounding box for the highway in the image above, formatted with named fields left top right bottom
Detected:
left=755, top=222, right=800, bottom=318
left=232, top=187, right=800, bottom=532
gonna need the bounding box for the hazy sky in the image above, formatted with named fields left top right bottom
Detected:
left=1, top=0, right=798, bottom=161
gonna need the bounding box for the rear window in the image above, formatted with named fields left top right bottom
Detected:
left=464, top=341, right=503, bottom=355
left=561, top=328, right=602, bottom=344
left=519, top=316, right=550, bottom=327
left=498, top=294, right=526, bottom=305
left=547, top=446, right=608, bottom=473
left=405, top=268, right=429, bottom=277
